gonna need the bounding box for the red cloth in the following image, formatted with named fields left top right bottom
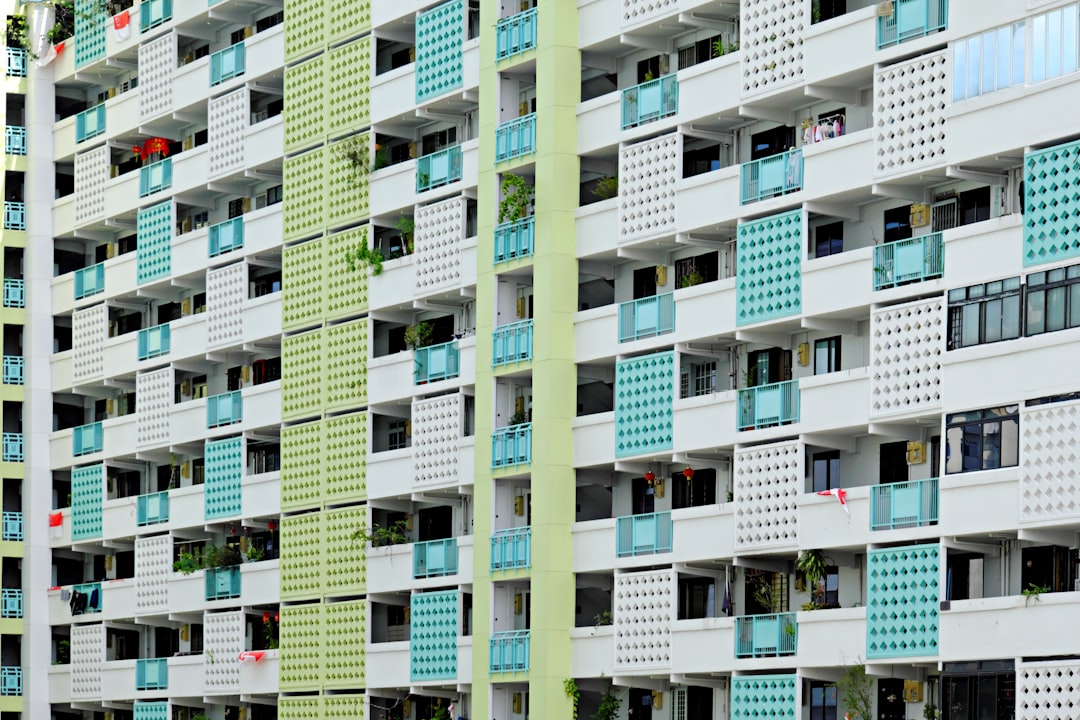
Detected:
left=48, top=512, right=63, bottom=527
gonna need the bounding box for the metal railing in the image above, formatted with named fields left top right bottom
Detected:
left=737, top=380, right=800, bottom=431
left=492, top=319, right=533, bottom=366
left=414, top=341, right=460, bottom=384
left=416, top=145, right=463, bottom=192
left=137, top=492, right=170, bottom=526
left=616, top=511, right=673, bottom=557
left=873, top=233, right=944, bottom=290
left=135, top=658, right=169, bottom=690
left=73, top=423, right=103, bottom=456
left=210, top=42, right=246, bottom=86
left=621, top=74, right=678, bottom=129
left=877, top=0, right=948, bottom=49
left=1, top=433, right=22, bottom=462
left=495, top=8, right=538, bottom=60
left=76, top=104, right=106, bottom=143
left=5, top=126, right=25, bottom=155
left=5, top=49, right=26, bottom=78
left=618, top=293, right=675, bottom=342
left=4, top=202, right=25, bottom=231
left=490, top=629, right=530, bottom=673
left=2, top=278, right=23, bottom=307
left=871, top=478, right=939, bottom=531
left=1, top=512, right=21, bottom=541
left=735, top=612, right=798, bottom=658
left=2, top=356, right=22, bottom=386
left=139, top=158, right=172, bottom=197
left=74, top=263, right=105, bottom=300
left=205, top=566, right=241, bottom=600
left=206, top=391, right=243, bottom=428
left=208, top=216, right=244, bottom=257
left=490, top=526, right=531, bottom=571
left=0, top=666, right=20, bottom=696
left=740, top=148, right=803, bottom=204
left=492, top=423, right=532, bottom=469
left=140, top=0, right=173, bottom=32
left=495, top=113, right=536, bottom=163
left=413, top=538, right=459, bottom=578
left=494, top=216, right=534, bottom=264
left=0, top=589, right=21, bottom=618
left=138, top=323, right=171, bottom=361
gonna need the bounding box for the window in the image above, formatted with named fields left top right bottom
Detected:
left=883, top=205, right=912, bottom=243
left=814, top=337, right=840, bottom=375
left=682, top=144, right=722, bottom=178
left=953, top=21, right=1025, bottom=101
left=1032, top=5, right=1080, bottom=83
left=1025, top=262, right=1080, bottom=336
left=958, top=186, right=991, bottom=226
left=693, top=361, right=716, bottom=397
left=673, top=467, right=716, bottom=509
left=809, top=681, right=838, bottom=720
left=421, top=128, right=457, bottom=155
left=675, top=252, right=719, bottom=287
left=814, top=566, right=840, bottom=607
left=812, top=451, right=839, bottom=493
left=265, top=185, right=283, bottom=206
left=388, top=419, right=408, bottom=450
left=227, top=198, right=245, bottom=219
left=636, top=56, right=663, bottom=83
left=814, top=221, right=843, bottom=257
left=677, top=35, right=722, bottom=70
left=677, top=576, right=715, bottom=619
left=750, top=126, right=795, bottom=161
left=945, top=406, right=1019, bottom=474
left=947, top=277, right=1022, bottom=349
left=942, top=661, right=1015, bottom=720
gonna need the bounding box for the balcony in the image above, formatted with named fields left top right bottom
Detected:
left=494, top=216, right=534, bottom=264
left=492, top=320, right=533, bottom=366
left=0, top=589, right=20, bottom=618
left=740, top=149, right=803, bottom=205
left=495, top=113, right=536, bottom=163
left=73, top=582, right=102, bottom=614
left=5, top=49, right=26, bottom=78
left=2, top=512, right=21, bottom=541
left=206, top=391, right=243, bottom=428
left=140, top=0, right=172, bottom=32
left=618, top=293, right=674, bottom=343
left=5, top=126, right=24, bottom=155
left=137, top=323, right=171, bottom=361
left=735, top=613, right=798, bottom=658
left=74, top=263, right=105, bottom=300
left=490, top=526, right=530, bottom=571
left=737, top=380, right=800, bottom=431
left=877, top=0, right=947, bottom=49
left=135, top=658, right=168, bottom=691
left=2, top=279, right=22, bottom=307
left=210, top=42, right=246, bottom=86
left=4, top=202, right=24, bottom=230
left=208, top=217, right=244, bottom=257
left=205, top=566, right=241, bottom=601
left=496, top=8, right=537, bottom=61
left=413, top=538, right=459, bottom=579
left=873, top=233, right=944, bottom=290
left=3, top=356, right=22, bottom=385
left=489, top=630, right=530, bottom=673
left=491, top=423, right=531, bottom=469
left=416, top=145, right=463, bottom=193
left=1, top=433, right=21, bottom=462
left=414, top=341, right=460, bottom=384
left=616, top=511, right=672, bottom=558
left=136, top=491, right=169, bottom=526
left=75, top=104, right=105, bottom=143
left=139, top=158, right=172, bottom=197
left=72, top=422, right=103, bottom=456
left=870, top=478, right=939, bottom=531
left=621, top=74, right=678, bottom=130
left=1, top=666, right=20, bottom=696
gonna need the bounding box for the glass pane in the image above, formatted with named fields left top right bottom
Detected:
left=1048, top=10, right=1063, bottom=79
left=813, top=459, right=829, bottom=492
left=1033, top=14, right=1047, bottom=82
left=954, top=41, right=968, bottom=100
left=967, top=34, right=982, bottom=97
left=1001, top=417, right=1019, bottom=468
left=981, top=32, right=995, bottom=93
left=1070, top=284, right=1080, bottom=328
left=1027, top=289, right=1046, bottom=335
left=815, top=341, right=829, bottom=375
left=963, top=425, right=983, bottom=472
left=1014, top=22, right=1027, bottom=85
left=1065, top=6, right=1079, bottom=75
left=984, top=299, right=1002, bottom=343
left=962, top=303, right=981, bottom=347
left=1047, top=286, right=1067, bottom=332
left=983, top=421, right=1002, bottom=470
left=997, top=27, right=1010, bottom=89
left=978, top=676, right=997, bottom=720
left=946, top=426, right=965, bottom=474
left=1003, top=294, right=1021, bottom=339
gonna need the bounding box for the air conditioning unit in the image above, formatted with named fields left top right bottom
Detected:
left=105, top=398, right=114, bottom=415
left=241, top=197, right=251, bottom=213
left=903, top=680, right=923, bottom=703
left=182, top=135, right=193, bottom=151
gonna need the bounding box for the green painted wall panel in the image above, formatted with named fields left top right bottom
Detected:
left=74, top=0, right=107, bottom=68
left=325, top=226, right=370, bottom=319
left=324, top=318, right=368, bottom=412
left=327, top=134, right=371, bottom=228
left=279, top=420, right=323, bottom=511
left=284, top=55, right=326, bottom=153
left=325, top=696, right=366, bottom=719
left=280, top=511, right=325, bottom=600
left=324, top=600, right=366, bottom=688
left=327, top=0, right=371, bottom=42
left=282, top=236, right=324, bottom=331
left=279, top=697, right=323, bottom=720
left=281, top=328, right=324, bottom=421
left=324, top=411, right=368, bottom=502
left=323, top=506, right=367, bottom=595
left=283, top=148, right=326, bottom=241
left=283, top=0, right=324, bottom=63
left=328, top=37, right=372, bottom=135
left=279, top=602, right=324, bottom=690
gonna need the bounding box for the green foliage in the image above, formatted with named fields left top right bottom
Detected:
left=346, top=241, right=385, bottom=276
left=404, top=321, right=434, bottom=349
left=429, top=705, right=451, bottom=720
left=1023, top=582, right=1051, bottom=605
left=245, top=545, right=265, bottom=563
left=334, top=135, right=370, bottom=185
left=679, top=270, right=704, bottom=288
left=595, top=690, right=622, bottom=720
left=370, top=145, right=391, bottom=172
left=711, top=38, right=739, bottom=57
left=796, top=549, right=830, bottom=599
left=204, top=543, right=242, bottom=569
left=395, top=215, right=415, bottom=241
left=8, top=2, right=116, bottom=59
left=262, top=615, right=278, bottom=649
left=56, top=639, right=70, bottom=665
left=834, top=663, right=873, bottom=720
left=509, top=408, right=528, bottom=426
left=564, top=678, right=581, bottom=720
left=351, top=520, right=409, bottom=548
left=172, top=551, right=202, bottom=574
left=593, top=610, right=612, bottom=626
left=592, top=175, right=618, bottom=201
left=499, top=174, right=534, bottom=224
left=923, top=703, right=939, bottom=720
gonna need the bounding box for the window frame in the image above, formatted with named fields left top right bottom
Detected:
left=812, top=450, right=840, bottom=493
left=814, top=221, right=844, bottom=258
left=947, top=277, right=1023, bottom=350
left=809, top=680, right=838, bottom=720
left=944, top=405, right=1020, bottom=475
left=1025, top=262, right=1080, bottom=336
left=813, top=336, right=841, bottom=375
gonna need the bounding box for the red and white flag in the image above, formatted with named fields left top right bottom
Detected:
left=817, top=487, right=849, bottom=516
left=113, top=10, right=131, bottom=42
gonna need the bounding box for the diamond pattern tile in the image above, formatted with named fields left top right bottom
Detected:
left=737, top=209, right=803, bottom=326
left=867, top=543, right=940, bottom=659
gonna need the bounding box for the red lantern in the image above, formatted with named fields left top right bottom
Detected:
left=274, top=612, right=279, bottom=623
left=267, top=520, right=276, bottom=531
left=644, top=470, right=656, bottom=485
left=683, top=466, right=694, bottom=480
left=262, top=611, right=270, bottom=623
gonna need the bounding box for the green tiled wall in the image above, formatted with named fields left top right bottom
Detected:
left=283, top=0, right=325, bottom=63
left=325, top=318, right=369, bottom=411
left=328, top=37, right=372, bottom=135
left=282, top=236, right=325, bottom=330
left=280, top=511, right=325, bottom=600
left=325, top=225, right=371, bottom=320
left=284, top=55, right=325, bottom=153
left=326, top=0, right=372, bottom=42
left=283, top=148, right=327, bottom=241
left=280, top=412, right=368, bottom=511
left=279, top=602, right=324, bottom=690
left=280, top=695, right=365, bottom=720
left=281, top=420, right=324, bottom=511
left=278, top=601, right=366, bottom=692
left=324, top=411, right=368, bottom=502
left=324, top=506, right=367, bottom=595
left=327, top=133, right=371, bottom=227
left=324, top=600, right=366, bottom=688
left=281, top=328, right=324, bottom=421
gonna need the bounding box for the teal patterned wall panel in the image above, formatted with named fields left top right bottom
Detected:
left=867, top=543, right=940, bottom=659
left=736, top=209, right=803, bottom=326
left=731, top=675, right=797, bottom=719
left=204, top=436, right=243, bottom=520
left=136, top=201, right=173, bottom=285
left=133, top=702, right=169, bottom=720
left=71, top=463, right=103, bottom=542
left=1025, top=139, right=1080, bottom=266
left=410, top=590, right=458, bottom=681
left=415, top=0, right=464, bottom=102
left=614, top=351, right=674, bottom=458
left=74, top=0, right=107, bottom=68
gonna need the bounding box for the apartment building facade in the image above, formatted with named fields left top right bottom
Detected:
left=8, top=0, right=1080, bottom=720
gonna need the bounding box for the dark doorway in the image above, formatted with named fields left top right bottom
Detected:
left=1021, top=544, right=1074, bottom=593
left=750, top=125, right=796, bottom=160
left=879, top=441, right=908, bottom=484
left=877, top=678, right=906, bottom=720
left=631, top=476, right=656, bottom=515
left=686, top=686, right=712, bottom=720
left=633, top=266, right=656, bottom=299
left=627, top=688, right=653, bottom=720
left=417, top=506, right=452, bottom=541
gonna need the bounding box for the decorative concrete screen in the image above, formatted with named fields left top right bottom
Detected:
left=731, top=675, right=798, bottom=719
left=72, top=303, right=106, bottom=384
left=136, top=367, right=173, bottom=447
left=282, top=327, right=323, bottom=420
left=204, top=610, right=244, bottom=692
left=283, top=236, right=324, bottom=330
left=622, top=0, right=678, bottom=26
left=734, top=440, right=802, bottom=550
left=614, top=351, right=675, bottom=458
left=1017, top=660, right=1080, bottom=720
left=874, top=50, right=948, bottom=176
left=74, top=145, right=108, bottom=224
left=324, top=600, right=366, bottom=688
left=208, top=88, right=249, bottom=177
left=870, top=297, right=944, bottom=416
left=279, top=602, right=324, bottom=691
left=71, top=463, right=104, bottom=542
left=133, top=702, right=169, bottom=720
left=328, top=36, right=372, bottom=135
left=138, top=33, right=176, bottom=120
left=614, top=568, right=674, bottom=670
left=619, top=133, right=680, bottom=242
left=206, top=262, right=246, bottom=348
left=282, top=413, right=368, bottom=509
left=70, top=623, right=105, bottom=700
left=323, top=411, right=368, bottom=503
left=1024, top=138, right=1080, bottom=266
left=413, top=394, right=462, bottom=486
left=866, top=543, right=940, bottom=658
left=136, top=200, right=174, bottom=285
left=134, top=535, right=171, bottom=615
left=204, top=436, right=243, bottom=520
left=280, top=695, right=367, bottom=720
left=284, top=54, right=324, bottom=152
left=415, top=0, right=464, bottom=102
left=280, top=511, right=325, bottom=601
left=327, top=132, right=370, bottom=228
left=281, top=419, right=323, bottom=510
left=323, top=506, right=367, bottom=595
left=741, top=0, right=805, bottom=95
left=736, top=209, right=803, bottom=326
left=1022, top=398, right=1080, bottom=523
left=74, top=0, right=106, bottom=68
left=325, top=226, right=370, bottom=320
left=415, top=196, right=466, bottom=294
left=410, top=589, right=459, bottom=681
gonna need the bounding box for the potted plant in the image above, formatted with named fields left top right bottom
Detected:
left=592, top=175, right=618, bottom=201
left=404, top=321, right=434, bottom=349
left=351, top=520, right=409, bottom=548
left=509, top=408, right=528, bottom=426
left=796, top=549, right=829, bottom=606
left=173, top=550, right=202, bottom=574
left=679, top=270, right=704, bottom=288
left=593, top=610, right=613, bottom=626
left=499, top=174, right=534, bottom=224
left=345, top=241, right=385, bottom=276
left=595, top=689, right=622, bottom=720
left=56, top=639, right=70, bottom=665
left=395, top=215, right=415, bottom=254
left=370, top=144, right=390, bottom=172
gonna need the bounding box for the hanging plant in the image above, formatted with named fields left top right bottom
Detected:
left=499, top=173, right=534, bottom=224
left=796, top=548, right=829, bottom=604
left=395, top=215, right=415, bottom=254
left=564, top=678, right=581, bottom=720
left=346, top=241, right=384, bottom=276
left=403, top=321, right=434, bottom=349
left=334, top=135, right=370, bottom=186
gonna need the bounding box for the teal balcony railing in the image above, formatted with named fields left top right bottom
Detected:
left=74, top=263, right=105, bottom=300
left=0, top=589, right=21, bottom=618
left=2, top=278, right=23, bottom=307
left=494, top=216, right=534, bottom=264
left=135, top=658, right=168, bottom=690
left=1, top=433, right=21, bottom=462
left=495, top=113, right=536, bottom=163
left=75, top=104, right=106, bottom=143
left=740, top=148, right=803, bottom=204
left=871, top=478, right=939, bottom=531
left=140, top=0, right=173, bottom=32
left=413, top=538, right=459, bottom=578
left=0, top=666, right=20, bottom=696
left=208, top=217, right=244, bottom=257
left=73, top=422, right=104, bottom=456
left=210, top=42, right=246, bottom=86
left=618, top=292, right=675, bottom=343
left=2, top=356, right=22, bottom=385
left=1, top=512, right=21, bottom=541
left=621, top=74, right=678, bottom=130
left=492, top=320, right=533, bottom=366
left=139, top=158, right=172, bottom=197
left=414, top=341, right=460, bottom=384
left=72, top=582, right=102, bottom=613
left=206, top=391, right=243, bottom=428
left=877, top=0, right=948, bottom=49
left=490, top=526, right=531, bottom=571
left=492, top=423, right=531, bottom=469
left=489, top=630, right=530, bottom=673
left=5, top=49, right=26, bottom=78
left=496, top=8, right=537, bottom=61
left=137, top=323, right=171, bottom=361
left=5, top=126, right=25, bottom=155
left=873, top=233, right=944, bottom=290
left=735, top=613, right=798, bottom=658
left=137, top=492, right=170, bottom=526
left=616, top=511, right=672, bottom=557
left=4, top=202, right=25, bottom=230
left=416, top=145, right=463, bottom=192
left=738, top=380, right=800, bottom=431
left=205, top=566, right=241, bottom=600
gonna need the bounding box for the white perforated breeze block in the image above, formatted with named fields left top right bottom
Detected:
left=136, top=367, right=173, bottom=448
left=1022, top=398, right=1080, bottom=523
left=135, top=535, right=171, bottom=615
left=207, top=262, right=246, bottom=348
left=72, top=304, right=106, bottom=384
left=622, top=0, right=678, bottom=27
left=619, top=133, right=680, bottom=243
left=71, top=623, right=105, bottom=700
left=1017, top=660, right=1080, bottom=720
left=874, top=50, right=948, bottom=176
left=870, top=297, right=945, bottom=417
left=413, top=394, right=463, bottom=486
left=74, top=145, right=108, bottom=225
left=615, top=569, right=674, bottom=671
left=204, top=610, right=244, bottom=692
left=414, top=196, right=465, bottom=295
left=138, top=33, right=176, bottom=120
left=208, top=88, right=250, bottom=177
left=741, top=0, right=806, bottom=95
left=735, top=440, right=802, bottom=550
